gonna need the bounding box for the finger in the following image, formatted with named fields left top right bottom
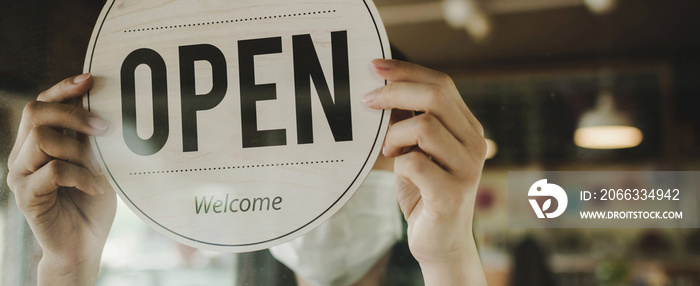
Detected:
left=384, top=114, right=469, bottom=173
left=363, top=81, right=474, bottom=143
left=13, top=126, right=102, bottom=176
left=386, top=109, right=415, bottom=155
left=10, top=101, right=108, bottom=166
left=37, top=73, right=93, bottom=103
left=19, top=160, right=102, bottom=204
left=23, top=101, right=108, bottom=136
left=371, top=59, right=449, bottom=85
left=9, top=74, right=98, bottom=165
left=394, top=151, right=462, bottom=211
left=371, top=59, right=484, bottom=136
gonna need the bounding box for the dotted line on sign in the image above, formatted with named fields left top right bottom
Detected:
left=128, top=159, right=344, bottom=176
left=124, top=10, right=337, bottom=33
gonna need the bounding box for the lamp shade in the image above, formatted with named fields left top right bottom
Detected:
left=574, top=91, right=643, bottom=149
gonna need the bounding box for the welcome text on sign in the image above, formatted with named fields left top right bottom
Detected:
left=120, top=31, right=353, bottom=156
left=195, top=194, right=283, bottom=214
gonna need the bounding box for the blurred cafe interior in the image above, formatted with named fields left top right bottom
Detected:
left=1, top=0, right=700, bottom=285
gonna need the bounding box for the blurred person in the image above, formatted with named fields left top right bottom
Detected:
left=6, top=29, right=488, bottom=285
left=7, top=59, right=489, bottom=285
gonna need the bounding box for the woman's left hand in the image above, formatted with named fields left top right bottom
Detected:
left=363, top=59, right=487, bottom=285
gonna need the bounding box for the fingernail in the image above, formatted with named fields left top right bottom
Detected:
left=95, top=186, right=105, bottom=195
left=87, top=116, right=109, bottom=132
left=383, top=146, right=387, bottom=156
left=372, top=59, right=392, bottom=70
left=73, top=73, right=91, bottom=84
left=362, top=88, right=379, bottom=104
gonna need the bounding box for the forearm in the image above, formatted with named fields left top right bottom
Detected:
left=419, top=239, right=487, bottom=286
left=37, top=254, right=102, bottom=286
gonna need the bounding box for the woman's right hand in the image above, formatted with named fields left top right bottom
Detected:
left=6, top=73, right=116, bottom=285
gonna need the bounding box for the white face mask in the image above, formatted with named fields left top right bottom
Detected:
left=269, top=170, right=403, bottom=286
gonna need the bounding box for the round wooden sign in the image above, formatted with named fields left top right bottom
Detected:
left=83, top=0, right=390, bottom=252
